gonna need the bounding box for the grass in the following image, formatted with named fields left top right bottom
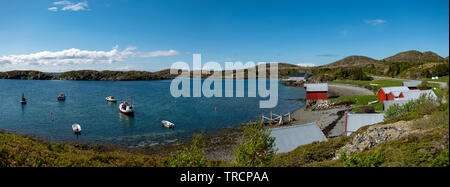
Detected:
left=332, top=79, right=403, bottom=92
left=329, top=95, right=383, bottom=113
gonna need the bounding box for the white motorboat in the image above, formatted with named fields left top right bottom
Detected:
left=106, top=96, right=117, bottom=102
left=119, top=101, right=134, bottom=115
left=72, top=124, right=82, bottom=134
left=162, top=120, right=175, bottom=129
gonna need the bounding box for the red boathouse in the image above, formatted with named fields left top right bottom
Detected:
left=304, top=83, right=328, bottom=100
left=377, top=87, right=409, bottom=102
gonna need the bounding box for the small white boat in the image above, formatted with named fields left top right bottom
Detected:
left=72, top=124, right=82, bottom=134
left=105, top=96, right=117, bottom=102
left=119, top=101, right=134, bottom=115
left=161, top=120, right=175, bottom=129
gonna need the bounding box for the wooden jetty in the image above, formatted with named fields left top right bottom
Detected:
left=260, top=111, right=294, bottom=126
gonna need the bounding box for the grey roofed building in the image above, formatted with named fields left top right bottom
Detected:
left=345, top=113, right=385, bottom=136
left=403, top=81, right=422, bottom=88
left=384, top=90, right=438, bottom=111
left=384, top=99, right=410, bottom=112
left=304, top=83, right=328, bottom=92
left=380, top=86, right=410, bottom=94
left=270, top=123, right=327, bottom=153
left=402, top=89, right=437, bottom=100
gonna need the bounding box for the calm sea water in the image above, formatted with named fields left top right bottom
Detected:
left=0, top=79, right=305, bottom=146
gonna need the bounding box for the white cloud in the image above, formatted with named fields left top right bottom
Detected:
left=364, top=19, right=387, bottom=26
left=297, top=63, right=317, bottom=67
left=48, top=7, right=58, bottom=11
left=0, top=46, right=180, bottom=67
left=53, top=1, right=72, bottom=5
left=50, top=1, right=88, bottom=12
left=135, top=50, right=180, bottom=58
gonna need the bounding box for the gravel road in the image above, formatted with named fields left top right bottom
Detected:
left=328, top=83, right=374, bottom=96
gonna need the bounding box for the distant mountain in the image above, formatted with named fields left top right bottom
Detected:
left=383, top=50, right=444, bottom=63
left=325, top=56, right=380, bottom=68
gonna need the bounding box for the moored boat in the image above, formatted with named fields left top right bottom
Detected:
left=119, top=101, right=134, bottom=115
left=161, top=120, right=175, bottom=129
left=57, top=93, right=66, bottom=101
left=106, top=96, right=117, bottom=102
left=72, top=124, right=82, bottom=134
left=20, top=93, right=27, bottom=104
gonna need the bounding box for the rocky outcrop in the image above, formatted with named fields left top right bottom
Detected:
left=305, top=100, right=337, bottom=111
left=334, top=117, right=428, bottom=159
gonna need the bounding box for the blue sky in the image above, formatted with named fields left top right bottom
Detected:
left=0, top=0, right=448, bottom=72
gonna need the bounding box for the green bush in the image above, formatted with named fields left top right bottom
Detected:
left=167, top=134, right=207, bottom=167
left=385, top=94, right=439, bottom=120
left=233, top=123, right=276, bottom=167
left=341, top=150, right=384, bottom=167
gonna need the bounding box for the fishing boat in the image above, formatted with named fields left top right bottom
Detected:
left=119, top=101, right=134, bottom=115
left=161, top=120, right=175, bottom=129
left=72, top=124, right=82, bottom=134
left=20, top=93, right=27, bottom=104
left=57, top=93, right=66, bottom=101
left=105, top=96, right=117, bottom=102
